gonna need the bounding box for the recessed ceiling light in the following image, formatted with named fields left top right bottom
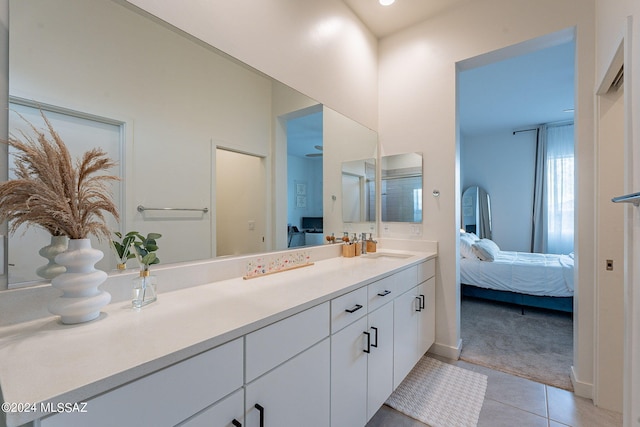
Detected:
left=379, top=0, right=395, bottom=6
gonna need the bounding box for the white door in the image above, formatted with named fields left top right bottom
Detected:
left=331, top=316, right=368, bottom=427
left=215, top=148, right=266, bottom=256
left=245, top=339, right=330, bottom=427
left=393, top=287, right=420, bottom=389
left=367, top=301, right=394, bottom=420
left=417, top=278, right=436, bottom=356
left=7, top=102, right=122, bottom=285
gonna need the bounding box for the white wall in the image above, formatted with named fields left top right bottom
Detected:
left=287, top=156, right=323, bottom=228
left=461, top=129, right=536, bottom=252
left=378, top=0, right=596, bottom=393
left=125, top=0, right=379, bottom=131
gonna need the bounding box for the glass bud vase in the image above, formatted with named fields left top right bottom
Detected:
left=132, top=269, right=157, bottom=308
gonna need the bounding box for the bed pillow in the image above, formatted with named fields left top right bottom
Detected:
left=471, top=238, right=500, bottom=261
left=460, top=232, right=478, bottom=258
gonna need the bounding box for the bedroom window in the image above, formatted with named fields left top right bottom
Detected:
left=545, top=123, right=575, bottom=255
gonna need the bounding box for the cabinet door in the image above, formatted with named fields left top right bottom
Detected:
left=331, top=316, right=368, bottom=427
left=246, top=338, right=330, bottom=427
left=417, top=277, right=436, bottom=357
left=367, top=301, right=394, bottom=421
left=178, top=389, right=244, bottom=427
left=40, top=338, right=244, bottom=427
left=393, top=287, right=420, bottom=389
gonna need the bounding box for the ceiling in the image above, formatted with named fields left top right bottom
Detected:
left=343, top=0, right=474, bottom=39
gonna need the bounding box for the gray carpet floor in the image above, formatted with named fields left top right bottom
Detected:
left=460, top=297, right=574, bottom=391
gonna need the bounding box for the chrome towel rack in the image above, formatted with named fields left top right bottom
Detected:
left=611, top=192, right=640, bottom=207
left=137, top=205, right=209, bottom=213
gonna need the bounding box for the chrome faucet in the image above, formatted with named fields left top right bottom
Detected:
left=361, top=233, right=367, bottom=254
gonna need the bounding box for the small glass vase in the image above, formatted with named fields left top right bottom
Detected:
left=132, top=269, right=157, bottom=308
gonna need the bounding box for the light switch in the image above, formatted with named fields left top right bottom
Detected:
left=248, top=220, right=255, bottom=231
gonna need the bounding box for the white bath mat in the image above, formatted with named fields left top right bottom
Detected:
left=385, top=356, right=487, bottom=427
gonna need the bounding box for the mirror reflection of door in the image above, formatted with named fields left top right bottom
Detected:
left=461, top=185, right=492, bottom=239
left=215, top=149, right=266, bottom=256
left=342, top=173, right=363, bottom=222
left=7, top=100, right=123, bottom=285
left=286, top=109, right=323, bottom=248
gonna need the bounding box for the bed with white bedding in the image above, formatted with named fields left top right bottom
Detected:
left=460, top=232, right=574, bottom=312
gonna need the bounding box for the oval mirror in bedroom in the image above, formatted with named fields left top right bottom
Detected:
left=461, top=186, right=492, bottom=239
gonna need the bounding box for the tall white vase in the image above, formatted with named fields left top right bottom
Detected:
left=48, top=238, right=111, bottom=324
left=36, top=235, right=68, bottom=280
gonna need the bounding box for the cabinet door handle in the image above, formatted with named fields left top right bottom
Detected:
left=363, top=331, right=371, bottom=353
left=377, top=290, right=391, bottom=297
left=371, top=326, right=378, bottom=348
left=420, top=294, right=425, bottom=310
left=255, top=404, right=264, bottom=427
left=415, top=296, right=422, bottom=312
left=232, top=420, right=242, bottom=427
left=345, top=304, right=363, bottom=313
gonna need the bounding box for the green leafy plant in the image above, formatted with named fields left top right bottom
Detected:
left=111, top=231, right=138, bottom=267
left=131, top=232, right=161, bottom=271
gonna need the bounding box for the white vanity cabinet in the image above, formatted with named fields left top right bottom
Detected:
left=393, top=260, right=436, bottom=389
left=245, top=302, right=331, bottom=427
left=177, top=389, right=244, bottom=427
left=331, top=277, right=395, bottom=426
left=40, top=338, right=244, bottom=427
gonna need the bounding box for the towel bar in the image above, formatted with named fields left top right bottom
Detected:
left=137, top=205, right=209, bottom=213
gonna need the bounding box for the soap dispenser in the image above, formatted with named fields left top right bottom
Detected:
left=366, top=233, right=377, bottom=253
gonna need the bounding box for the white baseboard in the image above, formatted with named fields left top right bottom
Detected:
left=428, top=339, right=462, bottom=360
left=571, top=365, right=593, bottom=399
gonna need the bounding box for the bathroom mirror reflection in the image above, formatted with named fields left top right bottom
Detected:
left=380, top=153, right=423, bottom=223
left=341, top=159, right=376, bottom=223
left=5, top=0, right=377, bottom=288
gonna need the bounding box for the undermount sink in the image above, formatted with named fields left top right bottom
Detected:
left=362, top=252, right=413, bottom=260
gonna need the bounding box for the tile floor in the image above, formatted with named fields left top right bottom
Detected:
left=366, top=354, right=623, bottom=427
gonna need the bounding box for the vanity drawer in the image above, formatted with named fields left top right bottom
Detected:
left=367, top=274, right=396, bottom=312
left=246, top=301, right=330, bottom=382
left=418, top=259, right=435, bottom=283
left=331, top=286, right=368, bottom=334
left=41, top=338, right=243, bottom=427
left=394, top=265, right=419, bottom=295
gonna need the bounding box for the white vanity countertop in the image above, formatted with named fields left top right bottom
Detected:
left=0, top=249, right=435, bottom=427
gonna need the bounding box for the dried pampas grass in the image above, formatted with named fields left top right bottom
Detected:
left=0, top=111, right=120, bottom=241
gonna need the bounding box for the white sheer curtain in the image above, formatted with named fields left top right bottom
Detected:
left=531, top=123, right=574, bottom=254
left=545, top=123, right=574, bottom=254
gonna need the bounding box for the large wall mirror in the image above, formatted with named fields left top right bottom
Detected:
left=5, top=0, right=378, bottom=288
left=380, top=153, right=423, bottom=223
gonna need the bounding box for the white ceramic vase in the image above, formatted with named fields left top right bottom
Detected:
left=36, top=235, right=69, bottom=280
left=48, top=238, right=111, bottom=324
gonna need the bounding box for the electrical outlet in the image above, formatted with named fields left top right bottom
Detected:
left=606, top=259, right=613, bottom=271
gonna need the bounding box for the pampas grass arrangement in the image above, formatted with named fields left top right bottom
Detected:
left=0, top=111, right=119, bottom=241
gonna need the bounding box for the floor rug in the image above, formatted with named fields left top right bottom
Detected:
left=460, top=297, right=573, bottom=391
left=385, top=356, right=487, bottom=427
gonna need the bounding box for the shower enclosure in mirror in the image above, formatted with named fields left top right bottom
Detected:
left=5, top=0, right=378, bottom=289
left=341, top=158, right=376, bottom=223
left=381, top=153, right=423, bottom=223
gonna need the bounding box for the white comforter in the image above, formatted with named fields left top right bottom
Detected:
left=460, top=251, right=574, bottom=297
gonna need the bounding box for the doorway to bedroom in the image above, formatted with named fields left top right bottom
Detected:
left=456, top=30, right=576, bottom=390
